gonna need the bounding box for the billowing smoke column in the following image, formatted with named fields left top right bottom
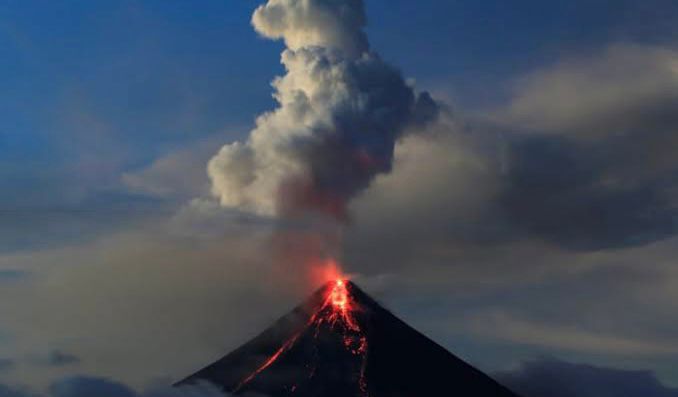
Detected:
left=208, top=0, right=437, bottom=220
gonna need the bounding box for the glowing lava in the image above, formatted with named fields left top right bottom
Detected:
left=235, top=278, right=370, bottom=396
left=331, top=279, right=348, bottom=309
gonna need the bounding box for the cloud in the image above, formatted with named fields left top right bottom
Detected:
left=503, top=44, right=678, bottom=138
left=251, top=0, right=369, bottom=57
left=122, top=138, right=225, bottom=201
left=495, top=357, right=678, bottom=397
left=0, top=271, right=28, bottom=284
left=492, top=44, right=678, bottom=250
left=345, top=43, right=678, bottom=259
left=0, top=376, right=228, bottom=397
left=49, top=377, right=136, bottom=397
left=0, top=210, right=306, bottom=389
left=209, top=0, right=437, bottom=220
left=45, top=351, right=80, bottom=368
left=499, top=134, right=677, bottom=250
left=344, top=116, right=508, bottom=271
left=469, top=310, right=678, bottom=356
left=0, top=384, right=38, bottom=397
left=350, top=43, right=673, bottom=252
left=0, top=359, right=14, bottom=372
left=0, top=193, right=169, bottom=254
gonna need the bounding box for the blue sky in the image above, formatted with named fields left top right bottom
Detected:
left=1, top=1, right=678, bottom=395
left=2, top=1, right=272, bottom=203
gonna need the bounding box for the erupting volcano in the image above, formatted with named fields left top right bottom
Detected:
left=176, top=279, right=519, bottom=397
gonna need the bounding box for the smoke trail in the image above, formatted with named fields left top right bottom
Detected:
left=208, top=0, right=437, bottom=220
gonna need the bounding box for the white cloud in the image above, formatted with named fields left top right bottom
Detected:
left=470, top=310, right=678, bottom=356
left=500, top=44, right=678, bottom=138
left=122, top=138, right=224, bottom=200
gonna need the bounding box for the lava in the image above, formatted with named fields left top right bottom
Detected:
left=235, top=277, right=370, bottom=396
left=331, top=279, right=348, bottom=309
left=326, top=279, right=360, bottom=332
left=235, top=331, right=302, bottom=390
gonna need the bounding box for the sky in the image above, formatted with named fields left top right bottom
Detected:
left=1, top=0, right=678, bottom=396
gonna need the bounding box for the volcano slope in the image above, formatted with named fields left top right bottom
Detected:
left=177, top=280, right=520, bottom=397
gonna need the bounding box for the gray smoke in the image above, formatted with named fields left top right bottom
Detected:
left=208, top=0, right=437, bottom=220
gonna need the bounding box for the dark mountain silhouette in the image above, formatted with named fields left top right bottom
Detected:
left=177, top=280, right=520, bottom=397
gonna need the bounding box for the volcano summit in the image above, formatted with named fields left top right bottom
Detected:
left=177, top=280, right=519, bottom=397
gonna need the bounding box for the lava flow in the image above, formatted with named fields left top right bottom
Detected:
left=235, top=278, right=369, bottom=396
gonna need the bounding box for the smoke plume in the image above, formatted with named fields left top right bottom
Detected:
left=208, top=0, right=437, bottom=220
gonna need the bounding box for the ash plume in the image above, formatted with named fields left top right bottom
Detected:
left=208, top=0, right=438, bottom=220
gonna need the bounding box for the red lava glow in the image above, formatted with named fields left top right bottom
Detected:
left=309, top=258, right=345, bottom=286
left=235, top=272, right=370, bottom=397
left=330, top=279, right=348, bottom=309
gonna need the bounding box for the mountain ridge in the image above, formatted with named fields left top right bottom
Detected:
left=177, top=280, right=520, bottom=397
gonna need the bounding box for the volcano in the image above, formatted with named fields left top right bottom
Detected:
left=177, top=280, right=519, bottom=397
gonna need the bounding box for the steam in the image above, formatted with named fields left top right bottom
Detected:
left=208, top=0, right=437, bottom=220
